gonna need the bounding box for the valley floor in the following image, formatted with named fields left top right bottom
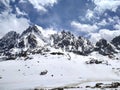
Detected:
left=0, top=52, right=120, bottom=90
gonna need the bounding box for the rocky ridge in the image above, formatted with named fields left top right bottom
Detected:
left=0, top=25, right=120, bottom=59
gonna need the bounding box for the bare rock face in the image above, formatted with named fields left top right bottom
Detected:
left=112, top=35, right=120, bottom=50
left=40, top=70, right=48, bottom=75
left=18, top=25, right=46, bottom=49
left=51, top=30, right=94, bottom=55
left=86, top=82, right=120, bottom=89
left=20, top=25, right=42, bottom=37
left=95, top=39, right=117, bottom=55
left=0, top=31, right=19, bottom=52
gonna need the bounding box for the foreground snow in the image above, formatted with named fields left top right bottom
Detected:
left=0, top=52, right=120, bottom=90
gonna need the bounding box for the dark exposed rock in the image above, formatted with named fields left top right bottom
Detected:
left=18, top=40, right=25, bottom=48
left=85, top=58, right=108, bottom=65
left=97, top=82, right=120, bottom=88
left=51, top=88, right=64, bottom=90
left=87, top=82, right=120, bottom=89
left=34, top=88, right=45, bottom=90
left=86, top=59, right=102, bottom=64
left=86, top=86, right=91, bottom=88
left=95, top=39, right=117, bottom=55
left=27, top=34, right=37, bottom=48
left=50, top=52, right=64, bottom=55
left=20, top=25, right=42, bottom=37
left=51, top=74, right=54, bottom=77
left=51, top=30, right=94, bottom=55
left=95, top=83, right=103, bottom=88
left=112, top=35, right=120, bottom=50
left=24, top=56, right=33, bottom=60
left=40, top=70, right=48, bottom=75
left=18, top=50, right=28, bottom=57
left=0, top=31, right=19, bottom=52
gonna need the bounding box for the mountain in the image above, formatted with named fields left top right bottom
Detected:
left=111, top=35, right=120, bottom=50
left=1, top=25, right=120, bottom=90
left=0, top=25, right=120, bottom=58
left=51, top=30, right=94, bottom=55
left=0, top=31, right=19, bottom=53
left=18, top=25, right=48, bottom=49
left=95, top=39, right=118, bottom=55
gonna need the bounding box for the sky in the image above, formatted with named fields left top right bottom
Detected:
left=0, top=0, right=120, bottom=43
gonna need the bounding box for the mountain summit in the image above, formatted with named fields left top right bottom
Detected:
left=0, top=25, right=120, bottom=58
left=18, top=25, right=47, bottom=49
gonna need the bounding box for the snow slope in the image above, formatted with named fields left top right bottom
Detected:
left=0, top=52, right=120, bottom=90
left=0, top=25, right=120, bottom=90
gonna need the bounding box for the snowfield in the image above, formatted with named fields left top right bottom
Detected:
left=0, top=52, right=120, bottom=90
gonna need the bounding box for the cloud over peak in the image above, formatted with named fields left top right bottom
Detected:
left=71, top=21, right=98, bottom=34
left=0, top=11, right=30, bottom=36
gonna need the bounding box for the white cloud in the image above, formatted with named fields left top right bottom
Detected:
left=0, top=0, right=30, bottom=38
left=89, top=33, right=101, bottom=43
left=114, top=22, right=120, bottom=30
left=0, top=11, right=30, bottom=37
left=26, top=0, right=58, bottom=12
left=19, top=0, right=27, bottom=3
left=71, top=21, right=98, bottom=34
left=0, top=0, right=10, bottom=8
left=0, top=0, right=58, bottom=38
left=36, top=25, right=57, bottom=38
left=99, top=29, right=120, bottom=41
left=71, top=21, right=120, bottom=44
left=97, top=19, right=107, bottom=26
left=15, top=6, right=27, bottom=16
left=89, top=29, right=120, bottom=43
left=93, top=0, right=120, bottom=13
left=85, top=9, right=94, bottom=20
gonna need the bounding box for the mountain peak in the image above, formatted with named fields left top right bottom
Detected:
left=0, top=26, right=120, bottom=57
left=0, top=31, right=19, bottom=52
left=18, top=25, right=47, bottom=49
left=20, top=25, right=41, bottom=37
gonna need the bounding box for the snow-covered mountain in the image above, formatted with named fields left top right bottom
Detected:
left=0, top=31, right=19, bottom=53
left=18, top=25, right=48, bottom=49
left=0, top=25, right=120, bottom=57
left=95, top=39, right=118, bottom=55
left=0, top=25, right=120, bottom=90
left=51, top=30, right=94, bottom=55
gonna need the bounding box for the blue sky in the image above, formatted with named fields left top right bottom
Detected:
left=0, top=0, right=120, bottom=43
